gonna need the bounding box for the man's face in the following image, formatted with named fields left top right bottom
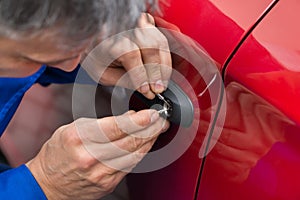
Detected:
left=0, top=32, right=93, bottom=77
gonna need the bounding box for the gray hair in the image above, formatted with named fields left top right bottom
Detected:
left=0, top=0, right=159, bottom=40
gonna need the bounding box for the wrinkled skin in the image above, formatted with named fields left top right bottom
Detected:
left=27, top=110, right=169, bottom=200
left=0, top=13, right=172, bottom=199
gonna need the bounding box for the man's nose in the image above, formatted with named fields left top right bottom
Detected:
left=54, top=55, right=82, bottom=72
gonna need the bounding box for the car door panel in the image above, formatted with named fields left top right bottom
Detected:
left=127, top=0, right=275, bottom=199
left=197, top=0, right=300, bottom=199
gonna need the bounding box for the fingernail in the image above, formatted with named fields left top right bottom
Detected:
left=151, top=110, right=159, bottom=123
left=155, top=80, right=164, bottom=93
left=140, top=82, right=149, bottom=93
left=162, top=80, right=169, bottom=90
left=145, top=91, right=156, bottom=100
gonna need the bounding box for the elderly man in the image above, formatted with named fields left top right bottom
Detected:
left=0, top=0, right=171, bottom=199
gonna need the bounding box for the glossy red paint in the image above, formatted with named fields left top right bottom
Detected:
left=128, top=0, right=280, bottom=199
left=225, top=0, right=300, bottom=124
left=198, top=0, right=300, bottom=199
left=160, top=0, right=273, bottom=66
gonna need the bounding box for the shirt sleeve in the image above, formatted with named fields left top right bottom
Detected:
left=0, top=164, right=47, bottom=200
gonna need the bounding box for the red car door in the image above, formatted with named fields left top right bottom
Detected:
left=127, top=0, right=276, bottom=199
left=197, top=0, right=300, bottom=199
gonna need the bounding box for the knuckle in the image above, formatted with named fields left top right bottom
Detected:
left=59, top=122, right=82, bottom=146
left=128, top=136, right=144, bottom=152
left=142, top=47, right=158, bottom=55
left=134, top=137, right=145, bottom=148
left=148, top=70, right=161, bottom=82
left=97, top=171, right=123, bottom=192
left=101, top=177, right=117, bottom=194
left=132, top=65, right=147, bottom=77
left=150, top=30, right=169, bottom=49
left=111, top=119, right=126, bottom=140
left=132, top=151, right=145, bottom=163
left=118, top=49, right=141, bottom=63
left=109, top=37, right=138, bottom=56
left=76, top=151, right=97, bottom=170
left=139, top=141, right=154, bottom=154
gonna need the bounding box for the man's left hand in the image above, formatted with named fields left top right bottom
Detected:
left=82, top=13, right=172, bottom=99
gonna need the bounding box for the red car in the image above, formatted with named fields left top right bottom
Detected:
left=127, top=0, right=300, bottom=199
left=1, top=1, right=299, bottom=199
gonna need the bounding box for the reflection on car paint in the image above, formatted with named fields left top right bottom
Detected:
left=198, top=82, right=300, bottom=199
left=127, top=0, right=300, bottom=199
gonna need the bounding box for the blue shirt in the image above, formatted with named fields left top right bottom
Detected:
left=0, top=65, right=90, bottom=199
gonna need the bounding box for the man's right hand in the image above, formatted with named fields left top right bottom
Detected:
left=26, top=109, right=168, bottom=200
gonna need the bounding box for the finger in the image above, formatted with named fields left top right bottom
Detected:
left=142, top=49, right=172, bottom=93
left=99, top=65, right=169, bottom=95
left=118, top=50, right=155, bottom=99
left=143, top=17, right=173, bottom=89
left=100, top=137, right=157, bottom=172
left=141, top=48, right=163, bottom=93
left=132, top=27, right=171, bottom=94
left=98, top=66, right=154, bottom=92
left=115, top=109, right=161, bottom=135
left=99, top=67, right=127, bottom=87
left=129, top=116, right=169, bottom=139
left=137, top=13, right=156, bottom=28
left=101, top=117, right=168, bottom=157
left=159, top=49, right=172, bottom=89
left=77, top=110, right=160, bottom=144
left=83, top=135, right=158, bottom=162
left=102, top=35, right=155, bottom=99
left=80, top=117, right=169, bottom=161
